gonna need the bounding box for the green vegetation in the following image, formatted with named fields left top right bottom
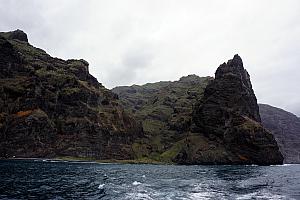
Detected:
left=10, top=40, right=49, bottom=62
left=55, top=156, right=165, bottom=165
left=113, top=75, right=213, bottom=162
left=239, top=117, right=261, bottom=131
left=142, top=119, right=165, bottom=133
left=61, top=87, right=81, bottom=96
left=159, top=139, right=186, bottom=162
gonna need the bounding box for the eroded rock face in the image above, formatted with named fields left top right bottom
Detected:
left=192, top=55, right=283, bottom=165
left=0, top=30, right=142, bottom=159
left=194, top=54, right=261, bottom=136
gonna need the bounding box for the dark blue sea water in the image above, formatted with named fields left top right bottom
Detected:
left=0, top=160, right=299, bottom=200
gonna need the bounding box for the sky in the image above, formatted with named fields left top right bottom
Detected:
left=0, top=0, right=299, bottom=116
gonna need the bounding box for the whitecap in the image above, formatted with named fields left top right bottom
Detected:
left=125, top=192, right=153, bottom=200
left=189, top=192, right=214, bottom=200
left=49, top=160, right=61, bottom=163
left=236, top=191, right=288, bottom=200
left=270, top=164, right=297, bottom=167
left=132, top=181, right=142, bottom=186
left=283, top=164, right=298, bottom=166
left=98, top=184, right=105, bottom=189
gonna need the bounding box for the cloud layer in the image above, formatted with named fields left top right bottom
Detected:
left=1, top=0, right=299, bottom=116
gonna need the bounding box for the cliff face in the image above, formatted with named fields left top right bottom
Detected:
left=191, top=55, right=283, bottom=165
left=194, top=55, right=261, bottom=133
left=114, top=55, right=284, bottom=165
left=259, top=104, right=300, bottom=163
left=0, top=30, right=142, bottom=159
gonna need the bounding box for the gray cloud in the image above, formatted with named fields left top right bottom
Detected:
left=0, top=0, right=299, bottom=116
left=105, top=42, right=156, bottom=86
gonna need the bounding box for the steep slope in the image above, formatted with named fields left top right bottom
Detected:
left=113, top=55, right=283, bottom=165
left=113, top=75, right=212, bottom=133
left=259, top=104, right=300, bottom=163
left=113, top=75, right=213, bottom=162
left=0, top=30, right=142, bottom=159
left=191, top=55, right=282, bottom=165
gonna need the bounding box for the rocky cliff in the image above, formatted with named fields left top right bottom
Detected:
left=191, top=55, right=283, bottom=165
left=0, top=30, right=142, bottom=159
left=259, top=104, right=300, bottom=163
left=113, top=55, right=284, bottom=165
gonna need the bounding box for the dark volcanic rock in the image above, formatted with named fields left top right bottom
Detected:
left=192, top=55, right=283, bottom=165
left=194, top=54, right=261, bottom=136
left=0, top=29, right=28, bottom=42
left=0, top=30, right=142, bottom=159
left=259, top=104, right=300, bottom=163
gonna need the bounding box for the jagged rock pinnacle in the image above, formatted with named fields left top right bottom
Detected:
left=215, top=54, right=244, bottom=78
left=195, top=54, right=261, bottom=127
left=192, top=55, right=283, bottom=164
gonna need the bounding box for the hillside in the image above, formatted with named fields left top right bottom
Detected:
left=114, top=75, right=213, bottom=163
left=259, top=104, right=300, bottom=163
left=113, top=55, right=283, bottom=165
left=0, top=30, right=142, bottom=159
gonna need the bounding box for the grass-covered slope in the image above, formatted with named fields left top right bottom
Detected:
left=113, top=75, right=213, bottom=163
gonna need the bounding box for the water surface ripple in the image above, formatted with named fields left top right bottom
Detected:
left=0, top=160, right=299, bottom=199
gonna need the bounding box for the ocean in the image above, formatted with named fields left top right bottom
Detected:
left=0, top=159, right=299, bottom=199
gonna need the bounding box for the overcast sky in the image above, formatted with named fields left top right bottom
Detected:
left=0, top=0, right=299, bottom=116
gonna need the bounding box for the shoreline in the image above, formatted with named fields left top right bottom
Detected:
left=1, top=157, right=297, bottom=166
left=0, top=157, right=167, bottom=165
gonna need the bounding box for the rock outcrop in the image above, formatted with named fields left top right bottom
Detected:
left=191, top=54, right=283, bottom=165
left=0, top=29, right=28, bottom=42
left=0, top=30, right=142, bottom=159
left=259, top=104, right=300, bottom=163
left=194, top=54, right=261, bottom=131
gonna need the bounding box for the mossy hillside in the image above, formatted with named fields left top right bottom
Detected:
left=0, top=30, right=142, bottom=160
left=113, top=75, right=213, bottom=162
left=131, top=132, right=225, bottom=164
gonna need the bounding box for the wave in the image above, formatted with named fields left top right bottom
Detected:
left=132, top=181, right=142, bottom=186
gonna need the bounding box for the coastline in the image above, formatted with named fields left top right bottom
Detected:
left=0, top=157, right=168, bottom=165
left=2, top=157, right=296, bottom=166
